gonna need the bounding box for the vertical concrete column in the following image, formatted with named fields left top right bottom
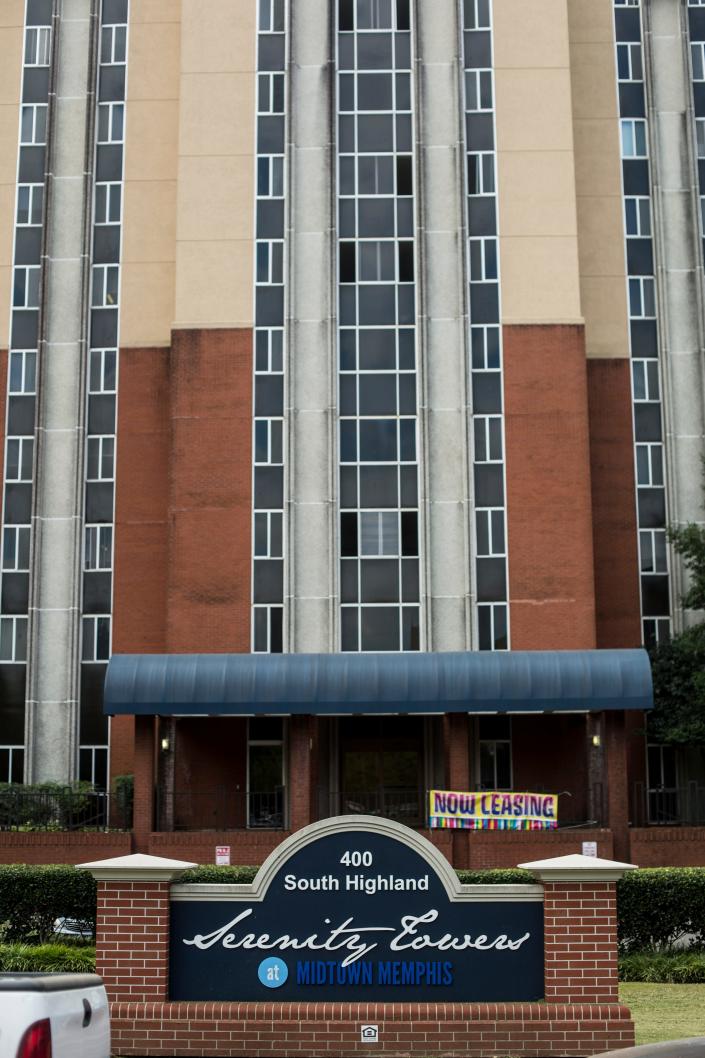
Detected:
left=604, top=710, right=631, bottom=862
left=133, top=715, right=156, bottom=850
left=520, top=853, right=637, bottom=1006
left=79, top=854, right=196, bottom=1003
left=416, top=0, right=472, bottom=651
left=288, top=715, right=314, bottom=831
left=287, top=0, right=336, bottom=652
left=644, top=0, right=705, bottom=629
left=25, top=0, right=97, bottom=781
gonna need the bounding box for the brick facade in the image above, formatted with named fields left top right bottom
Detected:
left=586, top=360, right=642, bottom=650
left=504, top=324, right=596, bottom=650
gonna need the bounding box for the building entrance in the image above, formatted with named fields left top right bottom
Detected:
left=338, top=716, right=425, bottom=826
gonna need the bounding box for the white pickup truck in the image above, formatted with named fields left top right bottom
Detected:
left=0, top=974, right=110, bottom=1058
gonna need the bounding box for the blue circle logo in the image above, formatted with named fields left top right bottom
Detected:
left=258, top=957, right=288, bottom=988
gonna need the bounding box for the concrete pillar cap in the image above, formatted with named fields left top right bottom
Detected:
left=77, top=853, right=198, bottom=882
left=518, top=852, right=638, bottom=882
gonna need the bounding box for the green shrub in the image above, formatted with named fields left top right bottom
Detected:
left=456, top=868, right=535, bottom=885
left=0, top=865, right=97, bottom=944
left=179, top=865, right=259, bottom=884
left=112, top=774, right=133, bottom=830
left=617, top=868, right=705, bottom=951
left=0, top=943, right=95, bottom=973
left=619, top=949, right=705, bottom=983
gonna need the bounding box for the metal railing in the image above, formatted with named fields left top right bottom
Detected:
left=318, top=788, right=425, bottom=827
left=632, top=782, right=705, bottom=827
left=156, top=787, right=285, bottom=831
left=0, top=786, right=116, bottom=831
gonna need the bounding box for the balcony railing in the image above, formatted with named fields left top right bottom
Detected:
left=632, top=782, right=705, bottom=826
left=318, top=787, right=425, bottom=827
left=156, top=787, right=285, bottom=831
left=0, top=786, right=117, bottom=831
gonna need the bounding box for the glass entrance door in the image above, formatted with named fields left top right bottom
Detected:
left=339, top=716, right=424, bottom=826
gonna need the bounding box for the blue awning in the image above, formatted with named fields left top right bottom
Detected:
left=103, top=649, right=652, bottom=717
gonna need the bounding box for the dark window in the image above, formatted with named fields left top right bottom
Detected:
left=340, top=242, right=356, bottom=283
left=340, top=0, right=354, bottom=30
left=359, top=466, right=398, bottom=507
left=402, top=608, right=420, bottom=651
left=358, top=115, right=394, bottom=153
left=340, top=330, right=357, bottom=370
left=341, top=560, right=359, bottom=602
left=358, top=73, right=393, bottom=111
left=342, top=608, right=359, bottom=651
left=340, top=375, right=357, bottom=415
left=359, top=419, right=397, bottom=461
left=359, top=329, right=396, bottom=370
left=357, top=34, right=393, bottom=70
left=359, top=374, right=396, bottom=415
left=396, top=0, right=410, bottom=30
left=361, top=606, right=399, bottom=650
left=398, top=241, right=414, bottom=282
left=341, top=512, right=359, bottom=556
left=360, top=559, right=399, bottom=603
left=401, top=511, right=418, bottom=556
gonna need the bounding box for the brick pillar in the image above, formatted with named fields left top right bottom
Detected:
left=520, top=853, right=635, bottom=1006
left=444, top=713, right=470, bottom=789
left=133, top=715, right=156, bottom=851
left=444, top=714, right=471, bottom=870
left=604, top=710, right=630, bottom=862
left=78, top=854, right=196, bottom=1004
left=289, top=715, right=314, bottom=832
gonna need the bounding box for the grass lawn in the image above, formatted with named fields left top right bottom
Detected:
left=621, top=983, right=705, bottom=1045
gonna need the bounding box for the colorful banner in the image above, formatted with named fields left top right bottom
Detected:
left=428, top=789, right=558, bottom=831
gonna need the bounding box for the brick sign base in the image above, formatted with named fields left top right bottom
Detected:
left=79, top=827, right=637, bottom=1058
left=110, top=1000, right=635, bottom=1057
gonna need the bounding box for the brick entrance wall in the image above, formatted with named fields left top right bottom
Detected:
left=85, top=852, right=636, bottom=1058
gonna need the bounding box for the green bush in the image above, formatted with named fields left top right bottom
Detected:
left=0, top=943, right=95, bottom=973
left=0, top=865, right=97, bottom=944
left=112, top=774, right=134, bottom=830
left=619, top=949, right=705, bottom=983
left=617, top=868, right=705, bottom=951
left=179, top=865, right=259, bottom=884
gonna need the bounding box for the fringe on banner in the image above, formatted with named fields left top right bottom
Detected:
left=428, top=818, right=558, bottom=831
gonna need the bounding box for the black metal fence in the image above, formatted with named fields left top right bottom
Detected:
left=0, top=786, right=119, bottom=831
left=156, top=787, right=285, bottom=831
left=631, top=782, right=705, bottom=827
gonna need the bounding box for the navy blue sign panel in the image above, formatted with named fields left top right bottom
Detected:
left=169, top=819, right=544, bottom=1002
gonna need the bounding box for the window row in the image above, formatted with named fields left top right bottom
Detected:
left=339, top=0, right=410, bottom=33
left=340, top=418, right=417, bottom=463
left=1, top=524, right=110, bottom=572
left=8, top=348, right=115, bottom=397
left=340, top=240, right=414, bottom=283
left=341, top=510, right=417, bottom=557
left=340, top=155, right=413, bottom=197
left=340, top=327, right=415, bottom=372
left=341, top=604, right=419, bottom=652
left=339, top=73, right=412, bottom=113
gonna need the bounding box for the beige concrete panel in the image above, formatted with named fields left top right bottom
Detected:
left=570, top=42, right=622, bottom=120
left=123, top=100, right=178, bottom=182
left=0, top=2, right=23, bottom=28
left=572, top=118, right=623, bottom=199
left=0, top=27, right=22, bottom=102
left=174, top=241, right=253, bottom=329
left=0, top=21, right=20, bottom=344
left=130, top=0, right=180, bottom=23
left=120, top=263, right=175, bottom=347
left=179, top=73, right=255, bottom=158
left=494, top=0, right=570, bottom=69
left=180, top=0, right=256, bottom=74
left=0, top=265, right=9, bottom=343
left=500, top=237, right=582, bottom=323
left=122, top=179, right=177, bottom=263
left=127, top=20, right=179, bottom=101
left=568, top=0, right=629, bottom=359
left=580, top=277, right=630, bottom=361
left=174, top=2, right=256, bottom=328
left=121, top=9, right=180, bottom=347
left=177, top=156, right=254, bottom=243
left=575, top=194, right=626, bottom=278
left=498, top=152, right=577, bottom=238
left=567, top=0, right=616, bottom=44
left=495, top=69, right=575, bottom=153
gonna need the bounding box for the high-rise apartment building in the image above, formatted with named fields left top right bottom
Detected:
left=0, top=0, right=703, bottom=862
